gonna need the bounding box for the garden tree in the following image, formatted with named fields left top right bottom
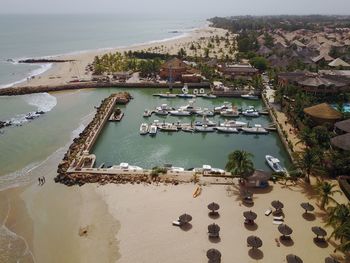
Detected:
left=314, top=180, right=341, bottom=210
left=327, top=203, right=350, bottom=229
left=263, top=32, right=274, bottom=48
left=332, top=221, right=350, bottom=253
left=327, top=150, right=350, bottom=176
left=294, top=147, right=323, bottom=183
left=204, top=48, right=210, bottom=58
left=225, top=150, right=254, bottom=181
left=177, top=48, right=187, bottom=58
left=251, top=75, right=264, bottom=90
left=250, top=56, right=268, bottom=71
left=189, top=43, right=196, bottom=51
left=198, top=64, right=215, bottom=80
left=312, top=126, right=331, bottom=149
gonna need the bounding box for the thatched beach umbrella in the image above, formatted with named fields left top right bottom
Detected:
left=278, top=224, right=293, bottom=237
left=325, top=256, right=340, bottom=263
left=208, top=223, right=220, bottom=234
left=312, top=226, right=327, bottom=239
left=208, top=202, right=220, bottom=212
left=179, top=213, right=192, bottom=224
left=300, top=202, right=315, bottom=213
left=286, top=254, right=303, bottom=263
left=206, top=248, right=221, bottom=261
left=271, top=200, right=284, bottom=210
left=247, top=235, right=262, bottom=249
left=243, top=210, right=257, bottom=221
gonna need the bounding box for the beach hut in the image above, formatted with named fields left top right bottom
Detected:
left=286, top=254, right=303, bottom=263
left=303, top=103, right=342, bottom=125
left=334, top=119, right=350, bottom=134
left=331, top=133, right=350, bottom=151
left=246, top=170, right=271, bottom=188
left=247, top=235, right=262, bottom=249
left=300, top=202, right=315, bottom=214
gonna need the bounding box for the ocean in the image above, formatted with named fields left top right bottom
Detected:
left=0, top=14, right=206, bottom=88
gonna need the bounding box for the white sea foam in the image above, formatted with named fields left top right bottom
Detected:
left=23, top=92, right=57, bottom=113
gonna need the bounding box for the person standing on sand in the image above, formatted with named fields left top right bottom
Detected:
left=38, top=177, right=41, bottom=185
left=42, top=176, right=46, bottom=185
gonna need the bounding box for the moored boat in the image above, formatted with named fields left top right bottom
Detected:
left=220, top=120, right=247, bottom=128
left=265, top=155, right=285, bottom=173
left=159, top=123, right=178, bottom=132
left=169, top=109, right=192, bottom=116
left=159, top=92, right=177, bottom=98
left=149, top=125, right=158, bottom=136
left=194, top=125, right=215, bottom=132
left=242, top=107, right=259, bottom=117
left=215, top=126, right=239, bottom=133
left=241, top=92, right=259, bottom=100
left=111, top=162, right=143, bottom=171
left=139, top=123, right=149, bottom=135
left=220, top=107, right=240, bottom=118
left=143, top=109, right=152, bottom=117
left=241, top=124, right=268, bottom=134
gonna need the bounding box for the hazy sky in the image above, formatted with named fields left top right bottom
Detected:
left=1, top=0, right=350, bottom=16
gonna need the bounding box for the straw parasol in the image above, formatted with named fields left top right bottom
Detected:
left=325, top=256, right=340, bottom=263
left=243, top=210, right=257, bottom=221
left=179, top=213, right=192, bottom=224
left=286, top=254, right=303, bottom=263
left=206, top=248, right=221, bottom=261
left=208, top=223, right=221, bottom=234
left=208, top=202, right=220, bottom=212
left=312, top=226, right=327, bottom=239
left=278, top=224, right=293, bottom=237
left=271, top=200, right=284, bottom=210
left=247, top=236, right=262, bottom=249
left=300, top=202, right=315, bottom=213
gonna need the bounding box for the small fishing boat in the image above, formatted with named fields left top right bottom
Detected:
left=182, top=126, right=194, bottom=133
left=158, top=92, right=177, bottom=98
left=215, top=126, right=239, bottom=133
left=242, top=107, right=259, bottom=117
left=195, top=125, right=215, bottom=132
left=159, top=123, right=178, bottom=132
left=143, top=109, right=152, bottom=117
left=149, top=125, right=158, bottom=136
left=265, top=155, right=285, bottom=173
left=220, top=120, right=247, bottom=128
left=139, top=123, right=149, bottom=135
left=195, top=120, right=217, bottom=127
left=193, top=185, right=202, bottom=198
left=242, top=124, right=268, bottom=134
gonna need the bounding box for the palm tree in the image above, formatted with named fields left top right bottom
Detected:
left=332, top=221, right=350, bottom=253
left=225, top=150, right=254, bottom=181
left=314, top=180, right=341, bottom=210
left=327, top=203, right=350, bottom=228
left=295, top=147, right=322, bottom=183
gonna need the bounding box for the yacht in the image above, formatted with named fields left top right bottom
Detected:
left=242, top=106, right=259, bottom=117
left=139, top=123, right=149, bottom=135
left=196, top=108, right=214, bottom=117
left=215, top=126, right=239, bottom=133
left=194, top=165, right=225, bottom=174
left=241, top=92, right=259, bottom=100
left=181, top=126, right=194, bottom=133
left=214, top=102, right=232, bottom=113
left=143, top=109, right=152, bottom=117
left=159, top=123, right=178, bottom=132
left=241, top=124, right=268, bottom=134
left=194, top=118, right=217, bottom=127
left=111, top=162, right=143, bottom=171
left=194, top=125, right=215, bottom=132
left=154, top=104, right=171, bottom=116
left=265, top=155, right=285, bottom=173
left=220, top=120, right=247, bottom=128
left=220, top=107, right=240, bottom=117
left=149, top=125, right=158, bottom=136
left=169, top=109, right=191, bottom=116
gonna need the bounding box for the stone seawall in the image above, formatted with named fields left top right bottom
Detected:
left=0, top=82, right=211, bottom=96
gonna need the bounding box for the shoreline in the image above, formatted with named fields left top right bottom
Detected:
left=1, top=23, right=214, bottom=89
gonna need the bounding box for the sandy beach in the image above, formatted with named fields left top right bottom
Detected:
left=16, top=25, right=230, bottom=88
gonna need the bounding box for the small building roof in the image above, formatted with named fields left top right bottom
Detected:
left=328, top=58, right=350, bottom=67
left=247, top=170, right=271, bottom=182
left=292, top=40, right=306, bottom=48
left=335, top=119, right=350, bottom=133
left=331, top=133, right=350, bottom=151
left=298, top=76, right=345, bottom=88
left=312, top=53, right=334, bottom=63
left=161, top=58, right=188, bottom=70
left=304, top=103, right=343, bottom=121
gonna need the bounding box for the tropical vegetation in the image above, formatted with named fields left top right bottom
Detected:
left=225, top=150, right=254, bottom=181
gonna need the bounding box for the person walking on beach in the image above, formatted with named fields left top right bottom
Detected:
left=38, top=177, right=42, bottom=186
left=42, top=176, right=46, bottom=185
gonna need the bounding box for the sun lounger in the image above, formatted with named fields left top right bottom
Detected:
left=208, top=232, right=219, bottom=238
left=265, top=209, right=272, bottom=216
left=172, top=220, right=181, bottom=226
left=273, top=220, right=284, bottom=225
left=273, top=216, right=284, bottom=221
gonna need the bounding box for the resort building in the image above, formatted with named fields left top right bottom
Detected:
left=332, top=119, right=350, bottom=151
left=159, top=58, right=202, bottom=82
left=303, top=103, right=342, bottom=126
left=217, top=63, right=258, bottom=80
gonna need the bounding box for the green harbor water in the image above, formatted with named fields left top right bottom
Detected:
left=91, top=89, right=292, bottom=171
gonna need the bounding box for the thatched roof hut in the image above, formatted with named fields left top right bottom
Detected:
left=298, top=76, right=345, bottom=88
left=331, top=133, right=350, bottom=151
left=304, top=103, right=342, bottom=125
left=328, top=58, right=350, bottom=68
left=335, top=119, right=350, bottom=133
left=246, top=170, right=271, bottom=188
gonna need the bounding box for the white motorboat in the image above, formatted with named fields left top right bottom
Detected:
left=265, top=155, right=285, bottom=173
left=149, top=125, right=158, bottom=136
left=220, top=120, right=247, bottom=128
left=169, top=109, right=192, bottom=116
left=214, top=102, right=232, bottom=113
left=177, top=93, right=196, bottom=99
left=194, top=125, right=215, bottom=132
left=202, top=94, right=217, bottom=99
left=242, top=124, right=268, bottom=134
left=181, top=126, right=194, bottom=133
left=159, top=123, right=178, bottom=132
left=143, top=109, right=152, bottom=117
left=242, top=107, right=259, bottom=117
left=154, top=109, right=168, bottom=116
left=139, top=123, right=149, bottom=135
left=194, top=164, right=225, bottom=174
left=195, top=119, right=217, bottom=127
left=111, top=162, right=143, bottom=171
left=220, top=107, right=240, bottom=117
left=196, top=108, right=215, bottom=117
left=158, top=92, right=177, bottom=98
left=215, top=126, right=239, bottom=133
left=178, top=100, right=199, bottom=113
left=241, top=92, right=259, bottom=100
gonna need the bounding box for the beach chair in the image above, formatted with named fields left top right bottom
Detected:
left=273, top=216, right=284, bottom=221
left=172, top=220, right=182, bottom=226
left=273, top=220, right=284, bottom=225
left=265, top=209, right=272, bottom=216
